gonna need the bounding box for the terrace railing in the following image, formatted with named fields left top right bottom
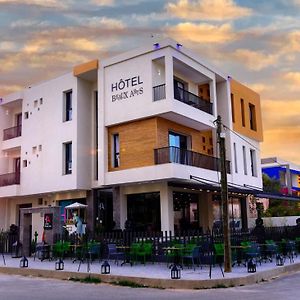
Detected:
left=0, top=172, right=20, bottom=187
left=154, top=146, right=231, bottom=174
left=3, top=125, right=22, bottom=141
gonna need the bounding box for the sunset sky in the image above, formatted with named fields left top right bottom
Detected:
left=0, top=0, right=299, bottom=164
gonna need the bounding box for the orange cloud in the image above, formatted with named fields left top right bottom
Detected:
left=232, top=49, right=279, bottom=71
left=91, top=0, right=114, bottom=6
left=167, top=22, right=237, bottom=44
left=167, top=0, right=252, bottom=21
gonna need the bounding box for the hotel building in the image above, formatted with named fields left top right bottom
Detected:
left=0, top=39, right=263, bottom=239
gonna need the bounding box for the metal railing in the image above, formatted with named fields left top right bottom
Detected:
left=0, top=172, right=20, bottom=187
left=3, top=125, right=22, bottom=141
left=154, top=146, right=231, bottom=173
left=174, top=86, right=213, bottom=114
left=153, top=84, right=166, bottom=101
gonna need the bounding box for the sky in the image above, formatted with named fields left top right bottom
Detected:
left=0, top=0, right=299, bottom=164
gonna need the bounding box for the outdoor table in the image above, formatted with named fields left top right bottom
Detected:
left=116, top=246, right=132, bottom=266
left=70, top=244, right=84, bottom=263
left=35, top=243, right=51, bottom=261
left=163, top=247, right=184, bottom=269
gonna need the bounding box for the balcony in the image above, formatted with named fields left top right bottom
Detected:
left=154, top=146, right=231, bottom=173
left=0, top=172, right=20, bottom=187
left=174, top=86, right=213, bottom=114
left=3, top=125, right=22, bottom=141
left=152, top=84, right=213, bottom=115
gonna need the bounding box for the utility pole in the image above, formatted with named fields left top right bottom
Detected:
left=216, top=115, right=232, bottom=272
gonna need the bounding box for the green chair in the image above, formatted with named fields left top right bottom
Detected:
left=136, top=242, right=153, bottom=265
left=129, top=242, right=142, bottom=264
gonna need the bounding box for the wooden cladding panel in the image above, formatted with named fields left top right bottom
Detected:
left=108, top=118, right=157, bottom=171
left=198, top=83, right=210, bottom=102
left=108, top=117, right=214, bottom=171
left=230, top=79, right=263, bottom=142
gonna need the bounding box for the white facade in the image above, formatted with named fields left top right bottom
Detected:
left=0, top=38, right=263, bottom=234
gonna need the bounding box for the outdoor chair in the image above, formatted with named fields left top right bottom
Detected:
left=165, top=243, right=184, bottom=267
left=107, top=243, right=124, bottom=265
left=129, top=242, right=143, bottom=264
left=263, top=240, right=278, bottom=262
left=87, top=242, right=101, bottom=263
left=245, top=242, right=261, bottom=265
left=182, top=245, right=200, bottom=270
left=135, top=242, right=153, bottom=265
left=280, top=239, right=297, bottom=263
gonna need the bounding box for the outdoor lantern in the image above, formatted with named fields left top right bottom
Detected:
left=170, top=265, right=181, bottom=279
left=55, top=258, right=64, bottom=271
left=247, top=259, right=256, bottom=273
left=101, top=260, right=110, bottom=274
left=276, top=254, right=284, bottom=266
left=20, top=256, right=28, bottom=268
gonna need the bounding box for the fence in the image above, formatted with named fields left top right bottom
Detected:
left=0, top=232, right=18, bottom=254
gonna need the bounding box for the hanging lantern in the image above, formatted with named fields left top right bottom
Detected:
left=101, top=260, right=110, bottom=274
left=247, top=259, right=256, bottom=273
left=276, top=254, right=284, bottom=266
left=55, top=258, right=64, bottom=271
left=170, top=265, right=181, bottom=279
left=20, top=256, right=28, bottom=268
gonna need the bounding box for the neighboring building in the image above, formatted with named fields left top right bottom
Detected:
left=0, top=39, right=263, bottom=239
left=261, top=157, right=300, bottom=197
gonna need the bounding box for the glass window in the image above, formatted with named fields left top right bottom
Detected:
left=233, top=142, right=238, bottom=173
left=250, top=149, right=257, bottom=177
left=249, top=103, right=257, bottom=131
left=242, top=145, right=247, bottom=175
left=64, top=90, right=72, bottom=122
left=231, top=93, right=235, bottom=123
left=112, top=133, right=120, bottom=168
left=64, top=142, right=72, bottom=174
left=240, top=98, right=245, bottom=127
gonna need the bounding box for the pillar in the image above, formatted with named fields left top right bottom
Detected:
left=160, top=183, right=174, bottom=233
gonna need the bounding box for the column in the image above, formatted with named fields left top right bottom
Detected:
left=160, top=183, right=174, bottom=233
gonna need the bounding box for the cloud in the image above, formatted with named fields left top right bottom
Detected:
left=87, top=17, right=125, bottom=29
left=246, top=83, right=273, bottom=94
left=0, top=41, right=16, bottom=51
left=0, top=84, right=22, bottom=96
left=166, top=22, right=237, bottom=44
left=166, top=0, right=252, bottom=21
left=0, top=0, right=67, bottom=8
left=90, top=0, right=114, bottom=6
left=11, top=19, right=52, bottom=28
left=232, top=49, right=279, bottom=71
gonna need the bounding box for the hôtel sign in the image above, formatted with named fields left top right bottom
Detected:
left=111, top=76, right=143, bottom=102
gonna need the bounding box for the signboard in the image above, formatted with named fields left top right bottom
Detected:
left=44, top=213, right=53, bottom=230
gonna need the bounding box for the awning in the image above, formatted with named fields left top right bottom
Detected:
left=65, top=202, right=88, bottom=209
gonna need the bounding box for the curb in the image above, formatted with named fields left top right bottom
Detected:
left=0, top=262, right=300, bottom=289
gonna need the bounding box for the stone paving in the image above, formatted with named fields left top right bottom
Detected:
left=1, top=254, right=299, bottom=281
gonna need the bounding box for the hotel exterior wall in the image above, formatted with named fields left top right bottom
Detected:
left=230, top=79, right=263, bottom=142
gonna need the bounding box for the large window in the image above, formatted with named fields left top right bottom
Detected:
left=64, top=90, right=72, bottom=122
left=249, top=103, right=257, bottom=131
left=168, top=131, right=189, bottom=164
left=64, top=142, right=72, bottom=174
left=127, top=192, right=161, bottom=231
left=112, top=133, right=120, bottom=168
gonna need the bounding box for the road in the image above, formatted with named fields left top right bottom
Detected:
left=0, top=272, right=300, bottom=300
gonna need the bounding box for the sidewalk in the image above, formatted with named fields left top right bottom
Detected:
left=1, top=255, right=300, bottom=289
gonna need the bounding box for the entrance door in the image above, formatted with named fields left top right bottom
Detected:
left=16, top=113, right=22, bottom=136
left=169, top=131, right=189, bottom=164
left=95, top=190, right=114, bottom=231
left=14, top=157, right=20, bottom=173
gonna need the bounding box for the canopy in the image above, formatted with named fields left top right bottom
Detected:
left=65, top=202, right=87, bottom=209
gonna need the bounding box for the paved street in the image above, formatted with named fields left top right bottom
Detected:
left=0, top=271, right=300, bottom=300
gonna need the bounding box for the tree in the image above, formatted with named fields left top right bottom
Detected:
left=262, top=173, right=281, bottom=193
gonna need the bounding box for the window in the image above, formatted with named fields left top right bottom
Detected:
left=40, top=98, right=43, bottom=105
left=94, top=91, right=98, bottom=179
left=112, top=134, right=120, bottom=168
left=231, top=93, right=235, bottom=123
left=34, top=100, right=38, bottom=108
left=242, top=146, right=247, bottom=175
left=64, top=90, right=72, bottom=122
left=24, top=112, right=29, bottom=119
left=250, top=149, right=257, bottom=177
left=64, top=142, right=72, bottom=174
left=23, top=160, right=28, bottom=168
left=240, top=98, right=245, bottom=127
left=174, top=78, right=187, bottom=101
left=233, top=143, right=238, bottom=173
left=249, top=103, right=257, bottom=131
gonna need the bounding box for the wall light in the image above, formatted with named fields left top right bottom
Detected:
left=153, top=43, right=160, bottom=49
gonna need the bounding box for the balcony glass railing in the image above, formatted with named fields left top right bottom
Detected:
left=154, top=146, right=231, bottom=173
left=153, top=84, right=166, bottom=101
left=3, top=125, right=22, bottom=141
left=174, top=86, right=213, bottom=114
left=0, top=172, right=20, bottom=187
